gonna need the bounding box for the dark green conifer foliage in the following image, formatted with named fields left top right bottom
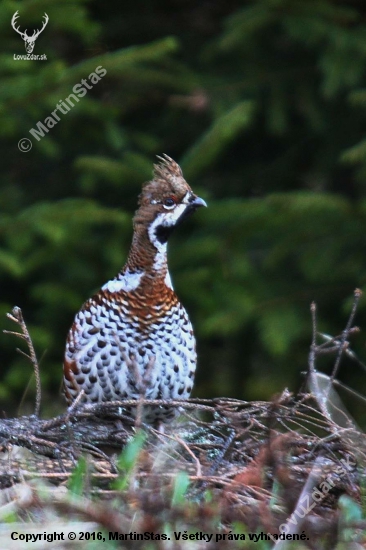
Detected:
left=1, top=0, right=366, bottom=419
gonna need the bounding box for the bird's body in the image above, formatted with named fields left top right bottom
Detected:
left=63, top=156, right=206, bottom=423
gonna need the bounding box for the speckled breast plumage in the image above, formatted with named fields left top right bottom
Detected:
left=64, top=275, right=196, bottom=423
left=63, top=155, right=206, bottom=424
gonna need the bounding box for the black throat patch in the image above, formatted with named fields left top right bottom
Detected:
left=154, top=224, right=176, bottom=244
left=154, top=204, right=199, bottom=244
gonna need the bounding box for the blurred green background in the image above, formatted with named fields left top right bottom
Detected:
left=2, top=0, right=366, bottom=418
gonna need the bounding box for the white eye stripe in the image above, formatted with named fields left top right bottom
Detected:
left=163, top=203, right=176, bottom=210
left=182, top=191, right=192, bottom=204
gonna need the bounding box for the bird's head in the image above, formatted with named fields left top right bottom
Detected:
left=134, top=155, right=207, bottom=247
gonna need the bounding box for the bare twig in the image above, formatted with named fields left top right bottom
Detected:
left=173, top=435, right=202, bottom=477
left=307, top=291, right=364, bottom=423
left=327, top=288, right=362, bottom=394
left=308, top=301, right=330, bottom=421
left=66, top=389, right=85, bottom=418
left=318, top=330, right=366, bottom=370
left=4, top=306, right=41, bottom=417
left=308, top=301, right=318, bottom=375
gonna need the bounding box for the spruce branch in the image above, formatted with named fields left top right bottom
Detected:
left=4, top=306, right=41, bottom=417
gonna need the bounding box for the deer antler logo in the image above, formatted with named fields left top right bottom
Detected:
left=11, top=11, right=49, bottom=54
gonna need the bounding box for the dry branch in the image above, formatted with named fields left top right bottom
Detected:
left=1, top=296, right=366, bottom=545
left=4, top=306, right=41, bottom=416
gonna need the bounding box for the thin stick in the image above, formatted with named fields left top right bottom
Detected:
left=327, top=288, right=362, bottom=396
left=308, top=302, right=331, bottom=421
left=174, top=435, right=202, bottom=477
left=318, top=330, right=366, bottom=371
left=309, top=301, right=317, bottom=374
left=66, top=389, right=85, bottom=418
left=4, top=306, right=41, bottom=417
left=332, top=378, right=366, bottom=405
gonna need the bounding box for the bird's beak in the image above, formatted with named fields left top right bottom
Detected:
left=189, top=196, right=207, bottom=208
left=176, top=194, right=207, bottom=226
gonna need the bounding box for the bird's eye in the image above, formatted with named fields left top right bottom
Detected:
left=163, top=197, right=176, bottom=209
